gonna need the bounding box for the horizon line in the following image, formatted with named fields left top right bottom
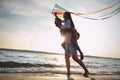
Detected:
left=0, top=48, right=120, bottom=60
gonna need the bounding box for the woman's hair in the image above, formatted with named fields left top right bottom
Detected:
left=64, top=12, right=75, bottom=28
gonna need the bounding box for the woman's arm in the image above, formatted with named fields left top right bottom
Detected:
left=71, top=29, right=84, bottom=60
left=54, top=12, right=62, bottom=29
left=72, top=39, right=84, bottom=60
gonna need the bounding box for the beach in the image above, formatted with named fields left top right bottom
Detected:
left=0, top=49, right=120, bottom=80
left=0, top=75, right=120, bottom=80
left=0, top=76, right=94, bottom=80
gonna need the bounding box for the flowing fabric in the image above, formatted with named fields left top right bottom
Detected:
left=52, top=1, right=120, bottom=20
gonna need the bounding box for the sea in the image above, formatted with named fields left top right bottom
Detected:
left=0, top=49, right=120, bottom=78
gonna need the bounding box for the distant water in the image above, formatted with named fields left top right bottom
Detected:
left=0, top=49, right=120, bottom=76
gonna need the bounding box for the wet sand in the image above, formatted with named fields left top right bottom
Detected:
left=0, top=75, right=119, bottom=80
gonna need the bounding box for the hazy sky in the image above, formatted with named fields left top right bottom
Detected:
left=0, top=0, right=120, bottom=58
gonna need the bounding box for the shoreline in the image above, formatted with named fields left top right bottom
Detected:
left=0, top=75, right=120, bottom=80
left=0, top=73, right=120, bottom=80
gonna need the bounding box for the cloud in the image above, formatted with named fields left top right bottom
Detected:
left=0, top=17, right=19, bottom=31
left=0, top=0, right=49, bottom=16
left=0, top=0, right=55, bottom=34
left=30, top=0, right=54, bottom=8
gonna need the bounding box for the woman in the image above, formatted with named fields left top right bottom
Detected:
left=55, top=12, right=84, bottom=60
left=54, top=12, right=89, bottom=79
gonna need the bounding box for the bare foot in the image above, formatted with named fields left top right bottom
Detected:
left=83, top=71, right=89, bottom=77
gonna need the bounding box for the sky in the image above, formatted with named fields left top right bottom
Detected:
left=0, top=0, right=120, bottom=58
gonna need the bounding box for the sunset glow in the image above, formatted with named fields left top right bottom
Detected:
left=0, top=0, right=120, bottom=58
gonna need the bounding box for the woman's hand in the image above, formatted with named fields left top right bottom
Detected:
left=55, top=12, right=58, bottom=17
left=80, top=51, right=84, bottom=60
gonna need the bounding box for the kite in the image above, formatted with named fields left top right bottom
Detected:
left=52, top=1, right=120, bottom=20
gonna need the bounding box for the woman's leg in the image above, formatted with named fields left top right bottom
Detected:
left=72, top=55, right=89, bottom=77
left=65, top=54, right=71, bottom=78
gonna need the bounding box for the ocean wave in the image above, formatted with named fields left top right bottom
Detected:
left=0, top=61, right=120, bottom=75
left=0, top=61, right=64, bottom=68
left=0, top=68, right=120, bottom=75
left=0, top=62, right=34, bottom=68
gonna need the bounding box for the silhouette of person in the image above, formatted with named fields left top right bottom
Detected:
left=54, top=12, right=89, bottom=79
